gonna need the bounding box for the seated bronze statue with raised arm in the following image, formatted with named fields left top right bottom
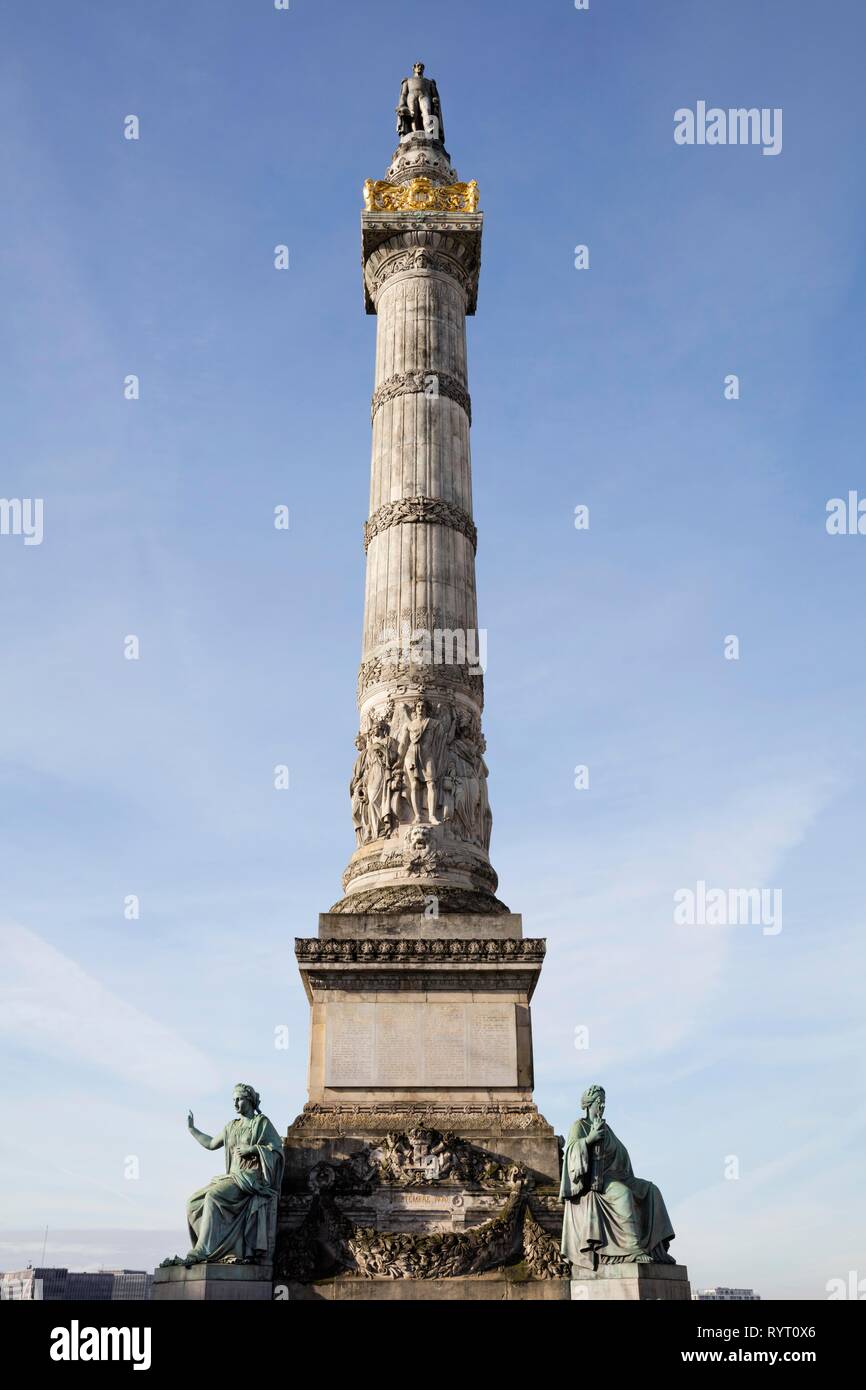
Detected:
left=161, top=1083, right=284, bottom=1267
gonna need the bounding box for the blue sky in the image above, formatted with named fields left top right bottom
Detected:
left=1, top=0, right=864, bottom=1298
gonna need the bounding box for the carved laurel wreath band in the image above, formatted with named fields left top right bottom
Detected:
left=363, top=496, right=477, bottom=554
left=371, top=371, right=471, bottom=424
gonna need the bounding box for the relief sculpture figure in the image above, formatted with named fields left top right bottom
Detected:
left=350, top=734, right=367, bottom=846
left=398, top=699, right=453, bottom=825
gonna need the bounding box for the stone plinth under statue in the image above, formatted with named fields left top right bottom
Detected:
left=153, top=1262, right=274, bottom=1302
left=154, top=1084, right=283, bottom=1301
left=570, top=1263, right=691, bottom=1302
left=557, top=1085, right=690, bottom=1301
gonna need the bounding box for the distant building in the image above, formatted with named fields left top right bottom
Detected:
left=67, top=1271, right=115, bottom=1300
left=1, top=1268, right=66, bottom=1301
left=1, top=1266, right=152, bottom=1300
left=110, top=1270, right=154, bottom=1300
left=2, top=1270, right=38, bottom=1300
left=693, top=1286, right=761, bottom=1301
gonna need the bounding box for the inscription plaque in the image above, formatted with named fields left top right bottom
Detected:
left=325, top=1001, right=375, bottom=1086
left=424, top=1001, right=468, bottom=1085
left=377, top=1001, right=423, bottom=1084
left=324, top=1000, right=517, bottom=1086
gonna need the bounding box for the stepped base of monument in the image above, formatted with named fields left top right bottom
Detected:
left=152, top=1263, right=274, bottom=1301
left=570, top=1263, right=691, bottom=1301
left=276, top=1270, right=570, bottom=1301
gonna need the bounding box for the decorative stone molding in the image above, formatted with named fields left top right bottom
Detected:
left=288, top=1103, right=554, bottom=1136
left=523, top=1203, right=572, bottom=1279
left=275, top=1117, right=565, bottom=1283
left=357, top=655, right=484, bottom=706
left=341, top=844, right=499, bottom=893
left=369, top=247, right=476, bottom=302
left=385, top=137, right=459, bottom=188
left=295, top=937, right=545, bottom=964
left=299, top=968, right=531, bottom=993
left=274, top=1189, right=568, bottom=1283
left=276, top=1189, right=522, bottom=1283
left=371, top=605, right=478, bottom=643
left=362, top=607, right=486, bottom=700
left=329, top=885, right=507, bottom=916
left=364, top=228, right=482, bottom=310
left=301, top=1129, right=530, bottom=1193
left=363, top=495, right=477, bottom=553
left=361, top=220, right=483, bottom=315
left=375, top=250, right=478, bottom=301
left=371, top=370, right=471, bottom=424
left=363, top=176, right=479, bottom=213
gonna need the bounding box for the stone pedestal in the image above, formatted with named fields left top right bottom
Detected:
left=152, top=1263, right=274, bottom=1302
left=570, top=1264, right=691, bottom=1301
left=287, top=911, right=559, bottom=1182
left=277, top=1272, right=571, bottom=1302
left=276, top=909, right=566, bottom=1295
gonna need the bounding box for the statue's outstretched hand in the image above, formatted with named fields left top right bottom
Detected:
left=188, top=1110, right=195, bottom=1130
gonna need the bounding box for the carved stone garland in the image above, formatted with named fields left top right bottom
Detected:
left=363, top=496, right=477, bottom=554
left=275, top=1191, right=569, bottom=1283
left=371, top=370, right=471, bottom=424
left=275, top=1126, right=569, bottom=1282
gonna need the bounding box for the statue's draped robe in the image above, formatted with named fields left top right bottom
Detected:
left=187, top=1114, right=284, bottom=1263
left=559, top=1119, right=675, bottom=1269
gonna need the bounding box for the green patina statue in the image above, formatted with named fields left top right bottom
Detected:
left=161, top=1083, right=284, bottom=1267
left=560, top=1084, right=677, bottom=1271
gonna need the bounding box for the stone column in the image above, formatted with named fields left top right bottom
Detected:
left=281, top=88, right=563, bottom=1301
left=333, top=131, right=504, bottom=916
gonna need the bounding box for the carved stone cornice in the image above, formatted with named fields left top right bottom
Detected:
left=295, top=937, right=545, bottom=964
left=288, top=1103, right=554, bottom=1135
left=364, top=495, right=477, bottom=554
left=302, top=970, right=534, bottom=993
left=371, top=370, right=471, bottom=424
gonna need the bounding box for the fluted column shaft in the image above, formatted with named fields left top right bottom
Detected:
left=332, top=180, right=502, bottom=916
left=363, top=264, right=478, bottom=697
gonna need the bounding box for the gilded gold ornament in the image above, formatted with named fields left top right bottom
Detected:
left=363, top=176, right=479, bottom=213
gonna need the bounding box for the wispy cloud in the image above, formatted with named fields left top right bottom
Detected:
left=1, top=921, right=221, bottom=1095
left=532, top=771, right=834, bottom=1071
